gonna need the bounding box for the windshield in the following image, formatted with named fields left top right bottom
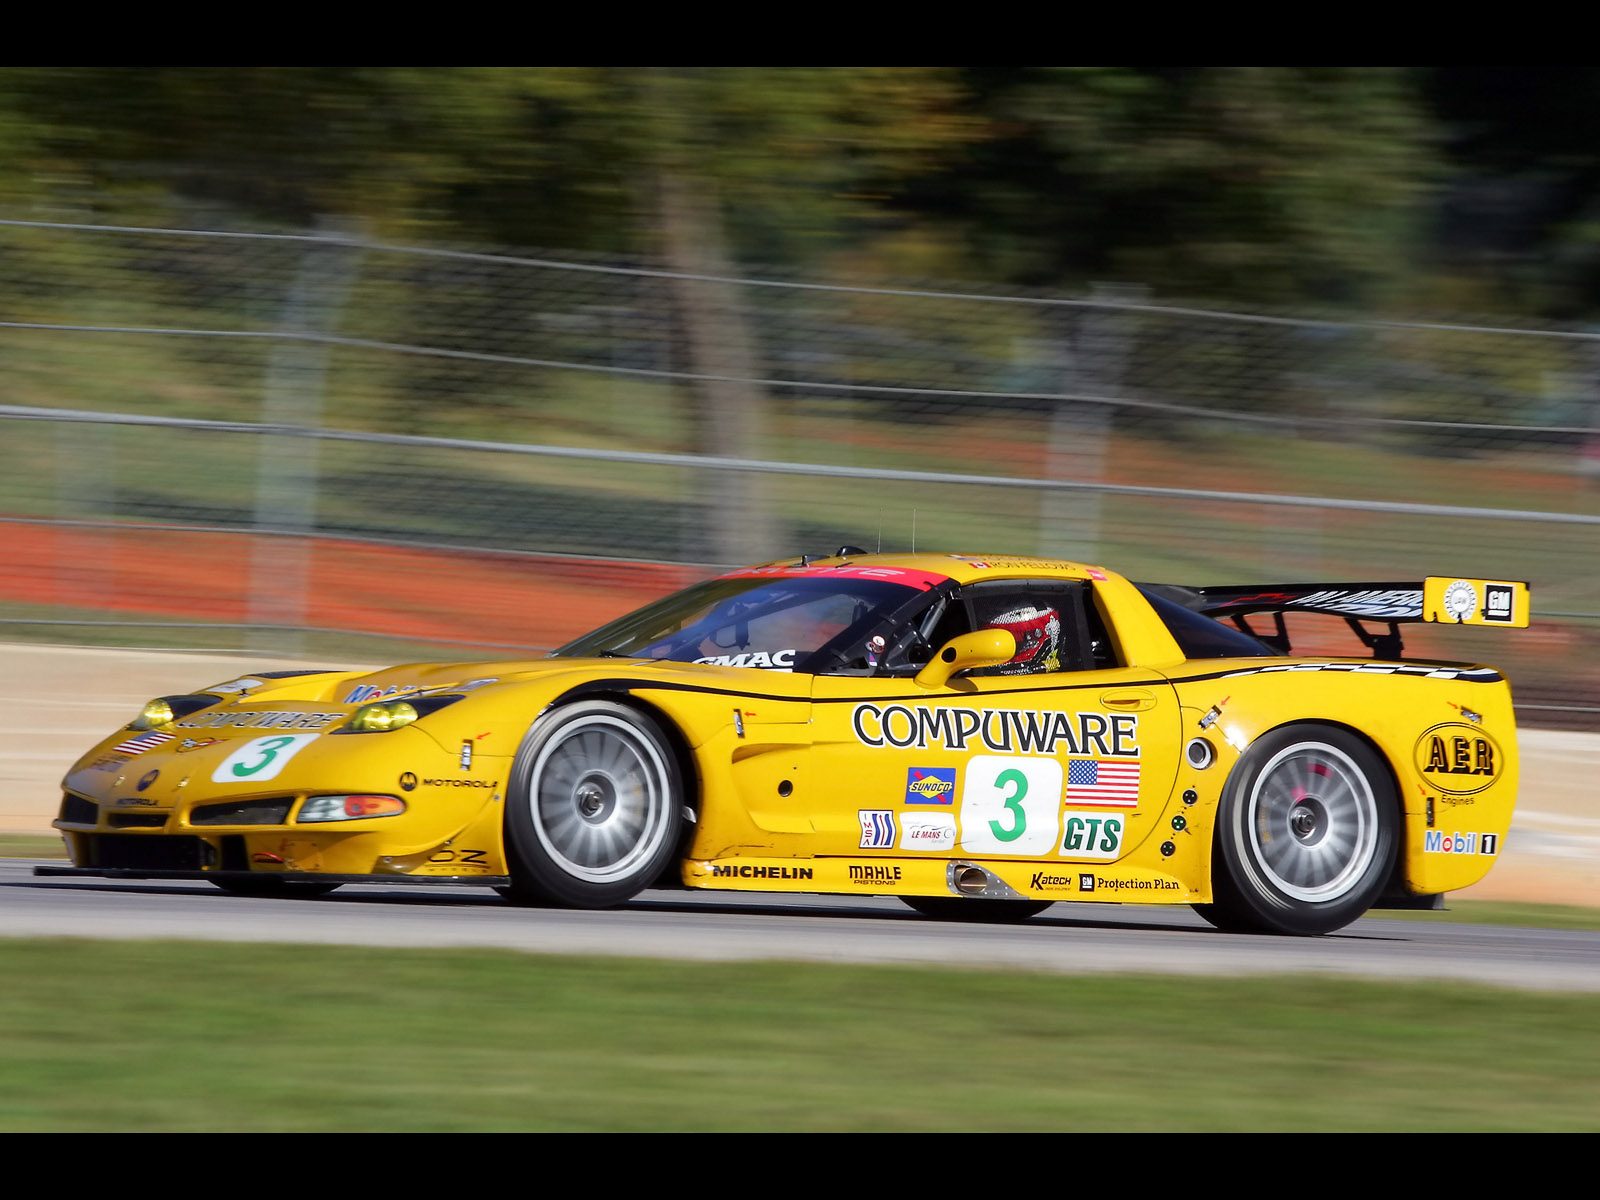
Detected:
left=554, top=572, right=933, bottom=671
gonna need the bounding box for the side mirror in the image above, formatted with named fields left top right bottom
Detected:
left=913, top=629, right=1016, bottom=690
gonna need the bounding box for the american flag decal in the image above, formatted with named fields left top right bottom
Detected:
left=112, top=731, right=175, bottom=756
left=1064, top=758, right=1140, bottom=808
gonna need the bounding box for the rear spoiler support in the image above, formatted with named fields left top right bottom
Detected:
left=1143, top=577, right=1529, bottom=658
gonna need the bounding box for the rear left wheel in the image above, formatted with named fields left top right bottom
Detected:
left=1197, top=724, right=1397, bottom=936
left=503, top=700, right=684, bottom=908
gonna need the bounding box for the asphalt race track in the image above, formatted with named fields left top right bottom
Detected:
left=6, top=860, right=1599, bottom=993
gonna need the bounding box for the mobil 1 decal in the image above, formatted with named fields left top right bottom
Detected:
left=1413, top=722, right=1502, bottom=797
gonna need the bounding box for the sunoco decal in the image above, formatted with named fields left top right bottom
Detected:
left=854, top=704, right=1138, bottom=756
left=1413, top=722, right=1502, bottom=796
left=904, top=767, right=955, bottom=804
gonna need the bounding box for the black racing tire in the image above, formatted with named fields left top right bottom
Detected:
left=503, top=699, right=684, bottom=909
left=209, top=878, right=342, bottom=899
left=899, top=896, right=1053, bottom=923
left=1198, top=724, right=1398, bottom=936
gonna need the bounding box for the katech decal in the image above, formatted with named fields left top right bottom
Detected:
left=854, top=704, right=1138, bottom=756
left=899, top=812, right=956, bottom=851
left=859, top=810, right=895, bottom=849
left=904, top=766, right=956, bottom=804
left=1029, top=871, right=1077, bottom=892
left=1424, top=831, right=1499, bottom=855
left=1060, top=813, right=1125, bottom=859
left=1413, top=723, right=1502, bottom=796
left=693, top=649, right=796, bottom=669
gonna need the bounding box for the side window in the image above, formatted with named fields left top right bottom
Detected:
left=962, top=580, right=1093, bottom=676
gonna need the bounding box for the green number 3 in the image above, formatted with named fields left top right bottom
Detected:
left=989, top=768, right=1028, bottom=843
left=231, top=735, right=298, bottom=778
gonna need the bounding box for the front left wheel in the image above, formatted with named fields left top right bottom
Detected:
left=503, top=699, right=684, bottom=908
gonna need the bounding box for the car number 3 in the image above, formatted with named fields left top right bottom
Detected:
left=960, top=756, right=1060, bottom=855
left=210, top=734, right=319, bottom=783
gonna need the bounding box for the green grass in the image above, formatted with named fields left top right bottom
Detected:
left=0, top=940, right=1594, bottom=1131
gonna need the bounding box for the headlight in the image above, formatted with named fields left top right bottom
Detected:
left=129, top=694, right=219, bottom=730
left=336, top=694, right=464, bottom=734
left=345, top=700, right=420, bottom=733
left=298, top=795, right=407, bottom=822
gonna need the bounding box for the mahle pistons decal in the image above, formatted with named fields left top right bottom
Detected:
left=853, top=704, right=1138, bottom=757
left=1414, top=722, right=1502, bottom=796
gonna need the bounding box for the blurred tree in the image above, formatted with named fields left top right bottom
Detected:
left=896, top=67, right=1440, bottom=309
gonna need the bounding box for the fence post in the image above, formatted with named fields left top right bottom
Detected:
left=1039, top=283, right=1143, bottom=563
left=248, top=218, right=363, bottom=655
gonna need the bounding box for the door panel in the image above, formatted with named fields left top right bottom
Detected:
left=808, top=666, right=1181, bottom=863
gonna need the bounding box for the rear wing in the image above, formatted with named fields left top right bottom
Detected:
left=1141, top=577, right=1530, bottom=657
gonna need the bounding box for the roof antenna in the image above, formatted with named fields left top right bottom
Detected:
left=876, top=514, right=882, bottom=554
left=911, top=509, right=917, bottom=553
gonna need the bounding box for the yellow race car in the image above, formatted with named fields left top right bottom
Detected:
left=39, top=552, right=1529, bottom=935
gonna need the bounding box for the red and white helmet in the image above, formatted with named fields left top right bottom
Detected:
left=985, top=605, right=1062, bottom=674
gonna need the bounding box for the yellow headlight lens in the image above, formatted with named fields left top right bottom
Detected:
left=135, top=698, right=176, bottom=729
left=346, top=700, right=420, bottom=733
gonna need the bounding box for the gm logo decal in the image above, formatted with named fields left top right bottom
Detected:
left=904, top=766, right=956, bottom=804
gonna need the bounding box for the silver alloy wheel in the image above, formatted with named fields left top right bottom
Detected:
left=1246, top=740, right=1379, bottom=902
left=526, top=713, right=674, bottom=885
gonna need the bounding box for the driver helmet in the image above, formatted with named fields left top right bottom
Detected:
left=985, top=604, right=1062, bottom=674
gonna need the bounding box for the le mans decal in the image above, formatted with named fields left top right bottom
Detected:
left=1413, top=722, right=1502, bottom=797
